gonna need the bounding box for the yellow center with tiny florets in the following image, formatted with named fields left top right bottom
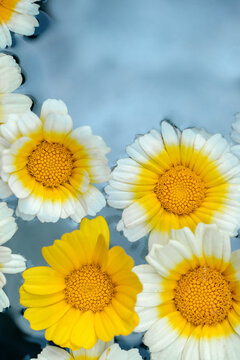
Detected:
left=174, top=266, right=233, bottom=326
left=154, top=165, right=206, bottom=215
left=27, top=141, right=73, bottom=187
left=64, top=264, right=115, bottom=312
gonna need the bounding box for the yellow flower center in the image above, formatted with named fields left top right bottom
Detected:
left=27, top=141, right=73, bottom=187
left=64, top=264, right=115, bottom=312
left=174, top=266, right=233, bottom=326
left=154, top=165, right=206, bottom=215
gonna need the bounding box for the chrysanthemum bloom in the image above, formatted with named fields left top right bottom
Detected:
left=105, top=120, right=240, bottom=248
left=0, top=53, right=32, bottom=123
left=134, top=223, right=240, bottom=359
left=0, top=99, right=111, bottom=222
left=0, top=201, right=26, bottom=310
left=20, top=217, right=142, bottom=349
left=31, top=341, right=142, bottom=360
left=0, top=0, right=39, bottom=49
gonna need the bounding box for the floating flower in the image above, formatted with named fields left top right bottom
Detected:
left=106, top=120, right=240, bottom=248
left=20, top=217, right=142, bottom=349
left=134, top=223, right=240, bottom=359
left=31, top=341, right=142, bottom=360
left=0, top=53, right=32, bottom=123
left=0, top=99, right=111, bottom=222
left=0, top=201, right=26, bottom=310
left=0, top=0, right=39, bottom=49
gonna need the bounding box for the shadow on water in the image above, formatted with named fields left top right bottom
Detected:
left=0, top=312, right=41, bottom=360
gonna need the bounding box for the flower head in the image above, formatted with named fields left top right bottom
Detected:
left=0, top=201, right=26, bottom=310
left=106, top=120, right=240, bottom=248
left=0, top=99, right=111, bottom=222
left=134, top=223, right=240, bottom=359
left=0, top=53, right=32, bottom=123
left=31, top=342, right=142, bottom=360
left=0, top=0, right=39, bottom=49
left=20, top=217, right=142, bottom=350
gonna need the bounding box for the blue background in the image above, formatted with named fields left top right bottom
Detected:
left=2, top=0, right=240, bottom=358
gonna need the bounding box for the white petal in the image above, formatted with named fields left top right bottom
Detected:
left=151, top=333, right=189, bottom=360
left=0, top=179, right=13, bottom=199
left=0, top=24, right=12, bottom=51
left=202, top=227, right=231, bottom=271
left=43, top=112, right=73, bottom=142
left=148, top=227, right=170, bottom=249
left=0, top=93, right=32, bottom=123
left=0, top=114, right=21, bottom=144
left=143, top=313, right=186, bottom=353
left=161, top=120, right=180, bottom=147
left=15, top=206, right=35, bottom=221
left=0, top=246, right=11, bottom=263
left=146, top=241, right=192, bottom=279
left=117, top=219, right=150, bottom=242
left=7, top=13, right=39, bottom=36
left=37, top=199, right=61, bottom=223
left=134, top=306, right=159, bottom=332
left=41, top=99, right=68, bottom=120
left=14, top=0, right=39, bottom=16
left=0, top=288, right=10, bottom=311
left=35, top=345, right=70, bottom=360
left=8, top=172, right=33, bottom=198
left=81, top=185, right=106, bottom=217
left=72, top=339, right=113, bottom=359
left=17, top=111, right=42, bottom=136
left=170, top=226, right=202, bottom=259
left=1, top=253, right=26, bottom=273
left=182, top=331, right=200, bottom=360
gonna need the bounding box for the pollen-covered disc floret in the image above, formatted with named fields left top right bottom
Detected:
left=154, top=165, right=206, bottom=215
left=174, top=265, right=233, bottom=326
left=27, top=141, right=73, bottom=187
left=64, top=264, right=115, bottom=312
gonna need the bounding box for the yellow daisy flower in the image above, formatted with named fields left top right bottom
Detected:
left=31, top=342, right=142, bottom=360
left=0, top=99, right=111, bottom=222
left=105, top=120, right=240, bottom=248
left=0, top=53, right=32, bottom=123
left=134, top=223, right=240, bottom=359
left=20, top=217, right=142, bottom=350
left=0, top=0, right=39, bottom=49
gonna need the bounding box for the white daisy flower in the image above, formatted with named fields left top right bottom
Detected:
left=0, top=53, right=32, bottom=123
left=31, top=341, right=142, bottom=360
left=0, top=0, right=39, bottom=49
left=0, top=201, right=26, bottom=310
left=106, top=120, right=240, bottom=248
left=134, top=223, right=240, bottom=359
left=0, top=99, right=111, bottom=223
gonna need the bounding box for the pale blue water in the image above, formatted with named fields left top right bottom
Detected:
left=2, top=0, right=240, bottom=358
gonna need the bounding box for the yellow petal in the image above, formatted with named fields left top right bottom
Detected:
left=71, top=311, right=97, bottom=350
left=45, top=307, right=82, bottom=348
left=22, top=267, right=65, bottom=295
left=24, top=301, right=71, bottom=331
left=94, top=311, right=115, bottom=342
left=19, top=286, right=65, bottom=307
left=42, top=240, right=80, bottom=275
left=105, top=246, right=134, bottom=275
